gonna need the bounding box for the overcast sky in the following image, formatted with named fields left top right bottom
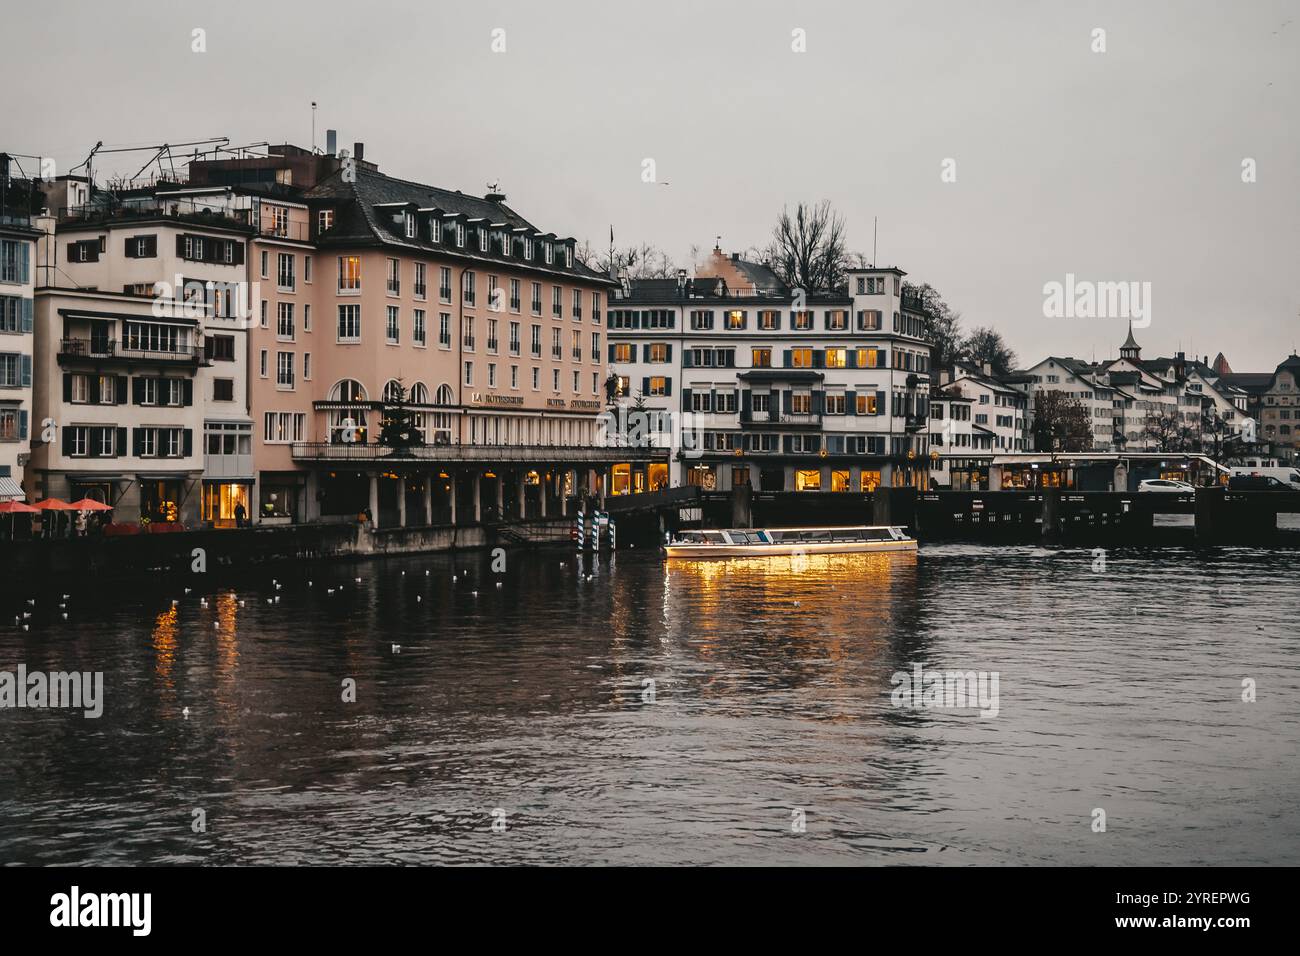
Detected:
left=4, top=0, right=1298, bottom=371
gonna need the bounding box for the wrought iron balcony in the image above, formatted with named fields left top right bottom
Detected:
left=58, top=338, right=204, bottom=365
left=290, top=442, right=669, bottom=464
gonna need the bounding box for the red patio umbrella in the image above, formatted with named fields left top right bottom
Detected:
left=67, top=498, right=113, bottom=511
left=32, top=497, right=77, bottom=510
left=0, top=499, right=39, bottom=539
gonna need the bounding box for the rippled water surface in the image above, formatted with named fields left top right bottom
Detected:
left=2, top=539, right=1298, bottom=865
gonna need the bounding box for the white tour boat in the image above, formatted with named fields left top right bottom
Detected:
left=663, top=525, right=918, bottom=559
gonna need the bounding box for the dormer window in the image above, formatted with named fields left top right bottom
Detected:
left=318, top=209, right=334, bottom=234
left=404, top=211, right=416, bottom=238
left=430, top=218, right=441, bottom=242
left=456, top=223, right=466, bottom=248
left=499, top=231, right=510, bottom=256
left=524, top=237, right=534, bottom=261
left=478, top=228, right=488, bottom=253
left=564, top=244, right=573, bottom=268
left=543, top=241, right=553, bottom=265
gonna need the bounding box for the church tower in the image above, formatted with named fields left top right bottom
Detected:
left=1119, top=322, right=1141, bottom=362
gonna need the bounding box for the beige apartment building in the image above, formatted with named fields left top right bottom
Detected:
left=187, top=142, right=642, bottom=527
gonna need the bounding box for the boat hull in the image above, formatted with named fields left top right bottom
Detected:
left=663, top=539, right=917, bottom=559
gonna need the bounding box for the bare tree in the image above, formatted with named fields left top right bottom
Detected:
left=1031, top=390, right=1093, bottom=452
left=1140, top=411, right=1192, bottom=452
left=902, top=281, right=964, bottom=367
left=577, top=241, right=679, bottom=279
left=766, top=200, right=850, bottom=292
left=963, top=326, right=1018, bottom=377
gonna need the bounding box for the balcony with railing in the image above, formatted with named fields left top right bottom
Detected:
left=60, top=196, right=253, bottom=232
left=258, top=218, right=312, bottom=242
left=291, top=442, right=670, bottom=464
left=737, top=409, right=822, bottom=428
left=58, top=338, right=205, bottom=365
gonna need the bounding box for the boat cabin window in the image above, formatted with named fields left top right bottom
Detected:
left=677, top=532, right=707, bottom=543
left=702, top=532, right=727, bottom=544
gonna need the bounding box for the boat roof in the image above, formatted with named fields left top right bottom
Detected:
left=719, top=525, right=902, bottom=533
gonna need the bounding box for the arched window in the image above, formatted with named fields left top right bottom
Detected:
left=409, top=383, right=429, bottom=442
left=329, top=379, right=368, bottom=443
left=382, top=379, right=404, bottom=404
left=431, top=383, right=456, bottom=444
left=331, top=379, right=367, bottom=402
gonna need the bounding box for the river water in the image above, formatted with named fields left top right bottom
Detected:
left=2, top=537, right=1298, bottom=866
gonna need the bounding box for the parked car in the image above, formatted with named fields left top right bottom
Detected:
left=1227, top=475, right=1294, bottom=491
left=1138, top=478, right=1195, bottom=493
left=1228, top=466, right=1300, bottom=490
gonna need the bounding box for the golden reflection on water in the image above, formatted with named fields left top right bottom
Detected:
left=152, top=606, right=178, bottom=689
left=662, top=551, right=920, bottom=699
left=215, top=591, right=240, bottom=677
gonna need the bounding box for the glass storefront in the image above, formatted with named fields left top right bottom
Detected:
left=687, top=465, right=716, bottom=490
left=140, top=481, right=182, bottom=524
left=262, top=472, right=308, bottom=520
left=830, top=469, right=851, bottom=491
left=860, top=470, right=882, bottom=492
left=1000, top=465, right=1071, bottom=489
left=648, top=463, right=669, bottom=491
left=203, top=482, right=251, bottom=527
left=611, top=463, right=632, bottom=495
left=795, top=469, right=821, bottom=491
left=70, top=482, right=115, bottom=506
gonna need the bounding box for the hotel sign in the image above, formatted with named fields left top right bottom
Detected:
left=470, top=392, right=524, bottom=407
left=545, top=398, right=603, bottom=411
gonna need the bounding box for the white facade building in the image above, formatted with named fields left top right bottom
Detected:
left=604, top=252, right=933, bottom=493
left=27, top=183, right=255, bottom=524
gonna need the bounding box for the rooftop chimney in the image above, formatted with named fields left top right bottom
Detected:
left=326, top=129, right=337, bottom=156
left=353, top=142, right=365, bottom=162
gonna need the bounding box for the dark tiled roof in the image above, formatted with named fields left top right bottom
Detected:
left=728, top=258, right=783, bottom=294
left=616, top=277, right=848, bottom=306
left=1221, top=373, right=1273, bottom=389
left=305, top=167, right=611, bottom=284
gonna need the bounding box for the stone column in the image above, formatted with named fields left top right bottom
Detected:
left=397, top=477, right=407, bottom=528
left=473, top=472, right=482, bottom=523
left=368, top=473, right=380, bottom=530
left=540, top=473, right=549, bottom=518
left=495, top=472, right=505, bottom=519
left=424, top=474, right=433, bottom=526
left=449, top=472, right=458, bottom=525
